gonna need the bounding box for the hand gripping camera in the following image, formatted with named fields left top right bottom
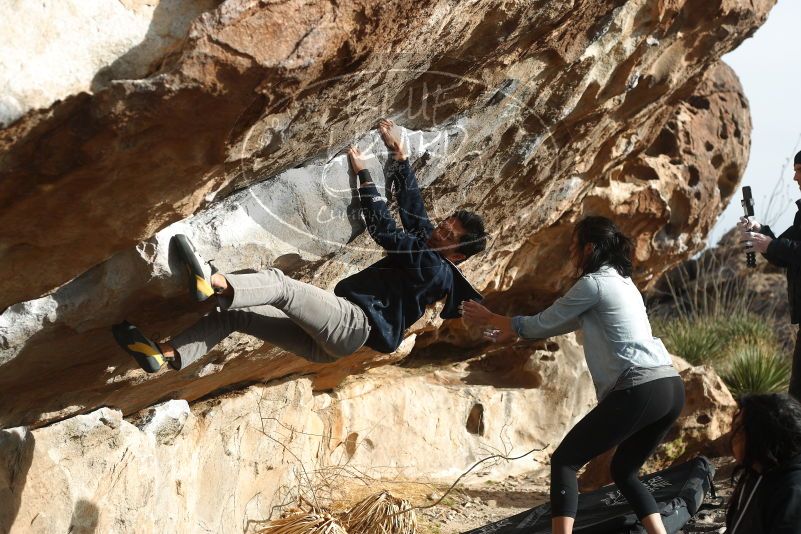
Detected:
left=741, top=186, right=756, bottom=268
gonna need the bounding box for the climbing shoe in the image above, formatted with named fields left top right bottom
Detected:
left=111, top=320, right=165, bottom=373
left=172, top=234, right=215, bottom=302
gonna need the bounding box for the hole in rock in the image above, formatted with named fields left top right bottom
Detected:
left=718, top=163, right=740, bottom=200
left=688, top=166, right=700, bottom=187
left=696, top=414, right=712, bottom=425
left=666, top=192, right=691, bottom=237
left=625, top=163, right=659, bottom=181
left=466, top=404, right=485, bottom=436
left=345, top=432, right=359, bottom=459
left=273, top=253, right=304, bottom=274
left=646, top=126, right=679, bottom=158
left=687, top=95, right=710, bottom=110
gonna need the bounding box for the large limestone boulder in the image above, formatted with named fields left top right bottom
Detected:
left=0, top=0, right=775, bottom=529
left=0, top=334, right=595, bottom=533
left=1, top=0, right=767, bottom=309
left=0, top=0, right=769, bottom=429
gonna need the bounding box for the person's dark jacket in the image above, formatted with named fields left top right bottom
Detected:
left=727, top=455, right=801, bottom=534
left=334, top=159, right=482, bottom=353
left=761, top=201, right=801, bottom=324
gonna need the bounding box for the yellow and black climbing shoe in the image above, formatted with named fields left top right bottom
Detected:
left=172, top=234, right=215, bottom=302
left=111, top=320, right=165, bottom=373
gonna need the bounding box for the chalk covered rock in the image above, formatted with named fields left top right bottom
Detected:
left=139, top=399, right=190, bottom=445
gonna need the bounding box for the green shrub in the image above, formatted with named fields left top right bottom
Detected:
left=719, top=315, right=775, bottom=346
left=721, top=345, right=791, bottom=397
left=650, top=250, right=789, bottom=393
left=653, top=312, right=776, bottom=367
left=654, top=318, right=723, bottom=366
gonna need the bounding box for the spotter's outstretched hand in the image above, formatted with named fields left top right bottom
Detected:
left=461, top=300, right=518, bottom=344
left=461, top=299, right=494, bottom=327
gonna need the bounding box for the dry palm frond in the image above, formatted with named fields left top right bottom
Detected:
left=257, top=511, right=347, bottom=534
left=343, top=491, right=417, bottom=534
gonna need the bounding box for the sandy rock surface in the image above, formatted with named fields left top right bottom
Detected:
left=1, top=340, right=595, bottom=533
left=0, top=0, right=777, bottom=531
left=0, top=0, right=770, bottom=429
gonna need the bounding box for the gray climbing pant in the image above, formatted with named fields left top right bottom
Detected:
left=170, top=269, right=371, bottom=368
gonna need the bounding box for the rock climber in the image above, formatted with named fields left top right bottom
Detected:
left=112, top=119, right=488, bottom=372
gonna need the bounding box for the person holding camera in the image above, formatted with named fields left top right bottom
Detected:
left=739, top=150, right=801, bottom=400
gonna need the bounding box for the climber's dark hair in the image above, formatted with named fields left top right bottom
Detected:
left=726, top=394, right=801, bottom=529
left=574, top=216, right=633, bottom=277
left=453, top=210, right=487, bottom=260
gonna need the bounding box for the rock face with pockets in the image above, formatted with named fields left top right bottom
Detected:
left=0, top=0, right=768, bottom=430
left=0, top=0, right=774, bottom=529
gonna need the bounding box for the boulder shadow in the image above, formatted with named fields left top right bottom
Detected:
left=0, top=429, right=35, bottom=532
left=90, top=1, right=222, bottom=92
left=69, top=499, right=100, bottom=534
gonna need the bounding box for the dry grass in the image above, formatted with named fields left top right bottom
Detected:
left=256, top=491, right=418, bottom=534
left=257, top=512, right=348, bottom=534
left=343, top=491, right=417, bottom=534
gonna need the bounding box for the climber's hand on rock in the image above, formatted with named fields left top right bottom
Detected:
left=347, top=145, right=367, bottom=174
left=378, top=118, right=407, bottom=161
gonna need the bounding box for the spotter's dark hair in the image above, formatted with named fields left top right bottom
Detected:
left=574, top=216, right=633, bottom=278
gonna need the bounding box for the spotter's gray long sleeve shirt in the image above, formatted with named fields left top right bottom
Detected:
left=512, top=265, right=677, bottom=400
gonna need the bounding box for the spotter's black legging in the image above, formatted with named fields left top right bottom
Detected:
left=550, top=376, right=685, bottom=519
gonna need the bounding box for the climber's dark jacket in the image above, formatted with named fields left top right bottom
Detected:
left=335, top=160, right=481, bottom=353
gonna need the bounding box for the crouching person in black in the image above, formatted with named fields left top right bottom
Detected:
left=727, top=393, right=801, bottom=533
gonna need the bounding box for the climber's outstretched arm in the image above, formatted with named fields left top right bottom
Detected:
left=378, top=119, right=434, bottom=239
left=346, top=145, right=440, bottom=273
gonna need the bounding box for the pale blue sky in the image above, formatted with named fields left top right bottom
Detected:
left=709, top=0, right=801, bottom=245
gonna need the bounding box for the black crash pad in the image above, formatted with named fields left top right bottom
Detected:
left=462, top=456, right=715, bottom=534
